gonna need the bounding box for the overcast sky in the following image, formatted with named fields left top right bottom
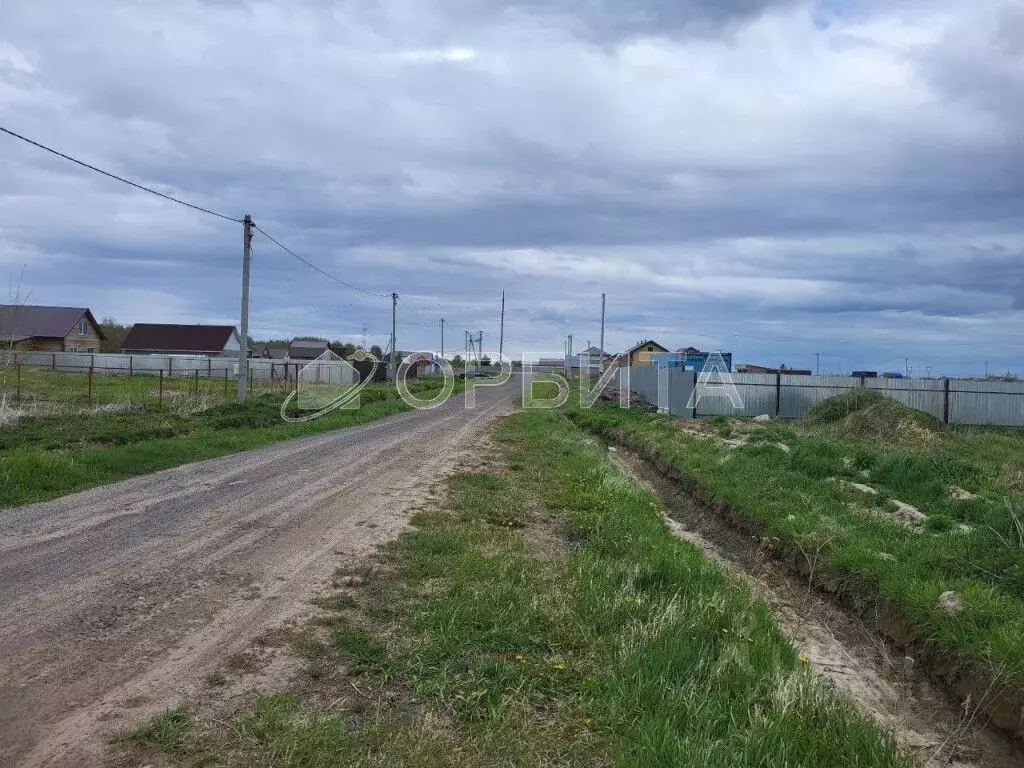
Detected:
left=0, top=0, right=1022, bottom=374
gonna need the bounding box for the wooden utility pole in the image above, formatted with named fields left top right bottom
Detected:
left=600, top=292, right=606, bottom=355
left=237, top=214, right=253, bottom=404
left=441, top=318, right=445, bottom=359
left=499, top=291, right=505, bottom=361
left=390, top=292, right=398, bottom=380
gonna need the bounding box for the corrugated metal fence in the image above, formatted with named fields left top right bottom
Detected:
left=11, top=351, right=355, bottom=384
left=621, top=367, right=1024, bottom=428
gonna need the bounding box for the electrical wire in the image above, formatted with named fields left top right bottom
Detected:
left=252, top=225, right=390, bottom=299
left=0, top=124, right=243, bottom=224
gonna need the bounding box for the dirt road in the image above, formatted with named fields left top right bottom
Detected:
left=0, top=378, right=519, bottom=767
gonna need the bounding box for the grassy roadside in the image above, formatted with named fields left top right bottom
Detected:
left=117, top=409, right=909, bottom=767
left=0, top=365, right=272, bottom=408
left=566, top=397, right=1024, bottom=731
left=0, top=378, right=458, bottom=509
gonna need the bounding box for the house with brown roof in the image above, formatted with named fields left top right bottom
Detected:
left=620, top=340, right=669, bottom=367
left=0, top=305, right=105, bottom=352
left=121, top=324, right=242, bottom=356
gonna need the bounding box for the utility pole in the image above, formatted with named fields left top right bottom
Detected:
left=568, top=333, right=573, bottom=376
left=440, top=318, right=445, bottom=359
left=815, top=352, right=820, bottom=376
left=905, top=357, right=910, bottom=378
left=499, top=291, right=505, bottom=361
left=600, top=293, right=606, bottom=354
left=390, top=292, right=398, bottom=380
left=477, top=330, right=484, bottom=371
left=985, top=361, right=990, bottom=378
left=237, top=214, right=253, bottom=405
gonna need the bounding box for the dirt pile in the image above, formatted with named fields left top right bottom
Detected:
left=597, top=387, right=656, bottom=411
left=802, top=390, right=941, bottom=447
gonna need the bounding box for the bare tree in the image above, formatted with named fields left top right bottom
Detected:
left=0, top=268, right=31, bottom=416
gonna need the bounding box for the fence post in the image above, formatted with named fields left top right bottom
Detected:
left=52, top=353, right=56, bottom=371
left=129, top=356, right=133, bottom=377
left=224, top=367, right=229, bottom=395
left=194, top=369, right=199, bottom=398
left=88, top=365, right=93, bottom=404
left=691, top=370, right=698, bottom=418
left=16, top=363, right=21, bottom=401
left=168, top=357, right=173, bottom=378
left=208, top=358, right=212, bottom=378
left=943, top=378, right=950, bottom=424
left=775, top=371, right=782, bottom=417
left=159, top=369, right=164, bottom=405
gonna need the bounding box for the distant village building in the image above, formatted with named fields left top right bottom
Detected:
left=121, top=323, right=242, bottom=356
left=0, top=305, right=105, bottom=352
left=288, top=339, right=330, bottom=360
left=653, top=349, right=733, bottom=372
left=735, top=363, right=813, bottom=376
left=618, top=340, right=669, bottom=367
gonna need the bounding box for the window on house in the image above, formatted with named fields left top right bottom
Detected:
left=79, top=320, right=88, bottom=336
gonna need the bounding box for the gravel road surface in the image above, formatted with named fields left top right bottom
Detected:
left=0, top=378, right=519, bottom=766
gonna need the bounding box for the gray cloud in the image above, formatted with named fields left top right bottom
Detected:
left=0, top=0, right=1022, bottom=374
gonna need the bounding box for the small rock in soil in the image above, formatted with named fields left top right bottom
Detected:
left=848, top=482, right=878, bottom=495
left=891, top=500, right=927, bottom=525
left=938, top=591, right=961, bottom=611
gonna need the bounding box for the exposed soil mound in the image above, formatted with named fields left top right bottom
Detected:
left=802, top=389, right=886, bottom=424
left=802, top=390, right=941, bottom=447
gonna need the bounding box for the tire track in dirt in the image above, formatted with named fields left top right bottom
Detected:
left=607, top=446, right=1023, bottom=768
left=0, top=379, right=520, bottom=767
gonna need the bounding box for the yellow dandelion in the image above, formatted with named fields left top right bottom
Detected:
left=514, top=654, right=525, bottom=663
left=799, top=654, right=809, bottom=664
left=551, top=661, right=566, bottom=671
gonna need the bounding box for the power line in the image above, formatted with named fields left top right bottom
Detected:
left=396, top=296, right=437, bottom=325
left=0, top=124, right=243, bottom=224
left=252, top=225, right=390, bottom=299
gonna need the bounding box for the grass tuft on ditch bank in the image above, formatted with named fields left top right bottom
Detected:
left=0, top=379, right=456, bottom=509
left=567, top=396, right=1024, bottom=732
left=118, top=409, right=910, bottom=768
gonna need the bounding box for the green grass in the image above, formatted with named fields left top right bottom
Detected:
left=0, top=365, right=278, bottom=408
left=521, top=377, right=561, bottom=408
left=0, top=378, right=459, bottom=509
left=567, top=398, right=1024, bottom=720
left=118, top=410, right=909, bottom=767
